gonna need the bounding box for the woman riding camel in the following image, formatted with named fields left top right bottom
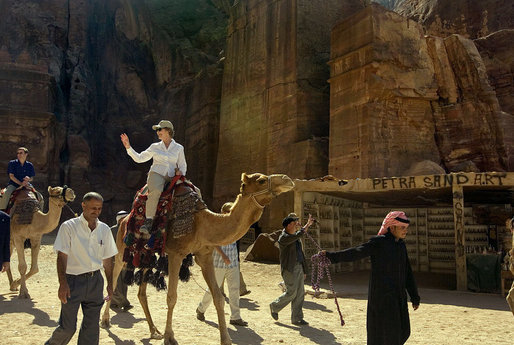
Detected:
left=120, top=120, right=187, bottom=235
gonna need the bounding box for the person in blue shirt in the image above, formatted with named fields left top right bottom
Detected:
left=0, top=147, right=35, bottom=210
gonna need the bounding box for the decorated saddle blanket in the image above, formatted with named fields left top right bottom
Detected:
left=122, top=176, right=206, bottom=288
left=3, top=187, right=42, bottom=224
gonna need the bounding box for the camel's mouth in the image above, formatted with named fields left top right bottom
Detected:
left=271, top=174, right=295, bottom=194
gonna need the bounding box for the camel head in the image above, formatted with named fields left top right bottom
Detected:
left=47, top=185, right=76, bottom=203
left=240, top=173, right=294, bottom=207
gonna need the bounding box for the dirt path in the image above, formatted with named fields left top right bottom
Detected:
left=0, top=236, right=512, bottom=344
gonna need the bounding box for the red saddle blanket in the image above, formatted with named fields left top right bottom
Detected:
left=123, top=175, right=205, bottom=268
left=3, top=187, right=41, bottom=224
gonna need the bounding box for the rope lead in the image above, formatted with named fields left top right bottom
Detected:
left=305, top=231, right=345, bottom=326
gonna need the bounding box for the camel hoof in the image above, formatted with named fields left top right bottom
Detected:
left=150, top=332, right=164, bottom=340
left=11, top=279, right=21, bottom=290
left=100, top=319, right=111, bottom=329
left=163, top=337, right=178, bottom=345
left=18, top=291, right=30, bottom=299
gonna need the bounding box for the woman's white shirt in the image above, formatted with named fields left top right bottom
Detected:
left=126, top=139, right=187, bottom=177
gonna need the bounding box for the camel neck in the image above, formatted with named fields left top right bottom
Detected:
left=39, top=197, right=66, bottom=234
left=217, top=195, right=263, bottom=244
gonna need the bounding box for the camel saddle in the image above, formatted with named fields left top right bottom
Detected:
left=2, top=186, right=43, bottom=224
left=123, top=175, right=206, bottom=270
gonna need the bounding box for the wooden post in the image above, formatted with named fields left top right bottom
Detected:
left=294, top=190, right=303, bottom=221
left=425, top=209, right=429, bottom=271
left=416, top=208, right=420, bottom=272
left=452, top=184, right=467, bottom=291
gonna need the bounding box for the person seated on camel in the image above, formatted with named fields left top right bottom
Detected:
left=120, top=120, right=187, bottom=235
left=0, top=147, right=35, bottom=211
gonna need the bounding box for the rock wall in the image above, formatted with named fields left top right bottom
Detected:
left=473, top=29, right=514, bottom=170
left=213, top=0, right=364, bottom=230
left=431, top=34, right=507, bottom=172
left=395, top=0, right=514, bottom=39
left=474, top=30, right=514, bottom=115
left=329, top=4, right=511, bottom=179
left=1, top=0, right=513, bottom=229
left=328, top=4, right=440, bottom=178
left=0, top=51, right=61, bottom=193
left=0, top=0, right=226, bottom=222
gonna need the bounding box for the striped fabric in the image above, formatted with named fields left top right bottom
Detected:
left=212, top=242, right=239, bottom=269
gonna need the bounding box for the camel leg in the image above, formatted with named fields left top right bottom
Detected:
left=13, top=236, right=29, bottom=298
left=6, top=268, right=14, bottom=290
left=25, top=237, right=41, bottom=280
left=10, top=237, right=42, bottom=289
left=137, top=276, right=163, bottom=339
left=100, top=254, right=125, bottom=329
left=7, top=240, right=16, bottom=291
left=196, top=253, right=232, bottom=345
left=163, top=253, right=184, bottom=345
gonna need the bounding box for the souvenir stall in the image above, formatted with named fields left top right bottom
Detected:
left=292, top=172, right=514, bottom=291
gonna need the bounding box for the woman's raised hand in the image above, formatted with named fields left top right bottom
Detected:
left=120, top=133, right=131, bottom=149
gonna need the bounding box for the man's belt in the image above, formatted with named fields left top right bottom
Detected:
left=73, top=270, right=100, bottom=278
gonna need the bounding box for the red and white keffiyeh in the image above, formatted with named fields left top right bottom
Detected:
left=378, top=211, right=410, bottom=235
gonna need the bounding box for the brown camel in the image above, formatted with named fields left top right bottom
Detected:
left=101, top=172, right=295, bottom=345
left=7, top=186, right=76, bottom=298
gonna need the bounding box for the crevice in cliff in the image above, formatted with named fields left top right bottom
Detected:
left=58, top=0, right=72, bottom=186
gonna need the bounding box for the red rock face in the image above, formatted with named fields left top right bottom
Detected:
left=395, top=0, right=514, bottom=39
left=213, top=0, right=365, bottom=228
left=474, top=30, right=514, bottom=115
left=328, top=5, right=440, bottom=179
left=0, top=0, right=512, bottom=228
left=473, top=30, right=514, bottom=170
left=329, top=4, right=511, bottom=179
left=0, top=0, right=226, bottom=221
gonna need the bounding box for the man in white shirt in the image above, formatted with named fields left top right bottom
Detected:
left=45, top=192, right=118, bottom=345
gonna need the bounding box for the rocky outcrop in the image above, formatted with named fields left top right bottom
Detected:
left=0, top=51, right=61, bottom=194
left=431, top=34, right=507, bottom=172
left=1, top=0, right=512, bottom=229
left=328, top=4, right=511, bottom=179
left=0, top=0, right=227, bottom=221
left=474, top=30, right=514, bottom=170
left=213, top=0, right=365, bottom=228
left=395, top=0, right=514, bottom=39
left=474, top=30, right=514, bottom=115
left=243, top=230, right=281, bottom=263
left=328, top=4, right=440, bottom=178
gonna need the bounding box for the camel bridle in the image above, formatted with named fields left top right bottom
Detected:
left=249, top=176, right=278, bottom=209
left=49, top=185, right=71, bottom=205
left=61, top=185, right=70, bottom=203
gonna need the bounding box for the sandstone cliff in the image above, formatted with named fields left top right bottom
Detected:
left=0, top=0, right=227, bottom=220
left=213, top=0, right=365, bottom=228
left=395, top=0, right=514, bottom=39
left=1, top=0, right=513, bottom=231
left=328, top=4, right=511, bottom=179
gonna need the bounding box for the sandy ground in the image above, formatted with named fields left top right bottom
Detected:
left=1, top=233, right=513, bottom=345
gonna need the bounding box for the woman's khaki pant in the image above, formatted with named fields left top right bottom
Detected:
left=146, top=172, right=171, bottom=219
